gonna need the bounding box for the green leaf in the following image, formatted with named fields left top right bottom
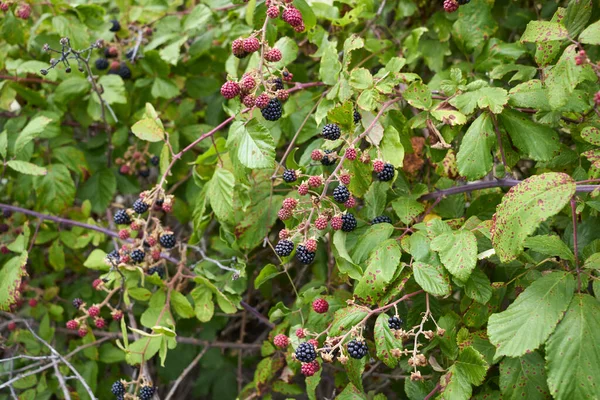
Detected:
left=337, top=383, right=367, bottom=400
left=403, top=81, right=432, bottom=110
left=363, top=182, right=389, bottom=220
left=319, top=41, right=341, bottom=85
left=48, top=240, right=65, bottom=271
left=499, top=352, right=550, bottom=400
left=345, top=357, right=366, bottom=392
left=35, top=164, right=76, bottom=213
left=579, top=19, right=600, bottom=44
left=83, top=249, right=109, bottom=271
left=0, top=130, right=7, bottom=160
left=413, top=261, right=451, bottom=297
left=330, top=306, right=369, bottom=336
left=354, top=239, right=402, bottom=304
left=78, top=169, right=117, bottom=213
left=7, top=160, right=47, bottom=176
left=131, top=104, right=166, bottom=142
left=431, top=230, right=477, bottom=281
left=450, top=87, right=508, bottom=115
left=583, top=253, right=600, bottom=270
left=491, top=172, right=575, bottom=262
left=487, top=271, right=575, bottom=357
left=545, top=294, right=600, bottom=400
left=523, top=235, right=575, bottom=262
left=351, top=223, right=394, bottom=264
left=190, top=286, right=214, bottom=322
left=456, top=113, right=495, bottom=180
left=349, top=68, right=373, bottom=90
left=565, top=0, right=592, bottom=37
left=96, top=75, right=127, bottom=105
left=453, top=347, right=488, bottom=386
left=237, top=119, right=275, bottom=169
left=520, top=21, right=569, bottom=42
left=170, top=291, right=195, bottom=319
left=498, top=109, right=559, bottom=161
left=151, top=78, right=180, bottom=99
left=0, top=253, right=28, bottom=311
left=159, top=37, right=188, bottom=65
left=452, top=0, right=497, bottom=52
left=207, top=168, right=235, bottom=224
left=374, top=313, right=403, bottom=368
left=545, top=45, right=590, bottom=110
left=54, top=77, right=90, bottom=103
left=580, top=126, right=600, bottom=146
left=380, top=126, right=404, bottom=168
left=14, top=116, right=52, bottom=156
left=183, top=4, right=212, bottom=31
left=391, top=197, right=424, bottom=225
left=254, top=264, right=280, bottom=289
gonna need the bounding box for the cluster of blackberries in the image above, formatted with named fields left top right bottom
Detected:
left=295, top=342, right=317, bottom=362
left=372, top=215, right=392, bottom=225
left=261, top=98, right=283, bottom=121
left=377, top=163, right=395, bottom=181
left=296, top=244, right=316, bottom=264
left=388, top=316, right=403, bottom=330
left=322, top=123, right=341, bottom=140
left=354, top=109, right=361, bottom=124
left=347, top=339, right=368, bottom=359
left=282, top=169, right=297, bottom=183
left=332, top=185, right=350, bottom=203
left=341, top=213, right=357, bottom=232
left=275, top=239, right=295, bottom=257
left=147, top=266, right=165, bottom=279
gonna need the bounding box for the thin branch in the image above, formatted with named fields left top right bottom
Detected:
left=240, top=300, right=275, bottom=328
left=164, top=347, right=209, bottom=400
left=0, top=74, right=59, bottom=85
left=53, top=360, right=72, bottom=400
left=424, top=382, right=442, bottom=400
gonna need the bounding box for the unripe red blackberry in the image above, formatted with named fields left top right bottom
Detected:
left=331, top=215, right=343, bottom=230
left=314, top=216, right=328, bottom=230
left=151, top=249, right=161, bottom=260
left=106, top=47, right=119, bottom=58
left=294, top=23, right=305, bottom=33
left=0, top=245, right=9, bottom=254
left=304, top=238, right=318, bottom=253
left=296, top=328, right=306, bottom=338
left=7, top=321, right=16, bottom=331
left=339, top=172, right=351, bottom=185
left=118, top=229, right=130, bottom=239
left=595, top=91, right=600, bottom=106
left=88, top=305, right=100, bottom=317
left=301, top=360, right=320, bottom=376
left=242, top=94, right=256, bottom=108
left=373, top=159, right=385, bottom=173
left=119, top=164, right=130, bottom=175
left=277, top=90, right=290, bottom=102
left=92, top=279, right=103, bottom=290
left=575, top=50, right=587, bottom=66
left=243, top=37, right=260, bottom=53
left=311, top=149, right=324, bottom=161
left=282, top=71, right=293, bottom=81
left=345, top=147, right=357, bottom=161
left=162, top=201, right=173, bottom=213
left=279, top=229, right=290, bottom=239
left=344, top=197, right=356, bottom=208
left=240, top=75, right=256, bottom=91
left=282, top=198, right=298, bottom=210
left=94, top=317, right=106, bottom=329
left=15, top=3, right=31, bottom=19
left=232, top=38, right=247, bottom=58
left=66, top=320, right=79, bottom=330
left=78, top=327, right=88, bottom=337
left=112, top=310, right=123, bottom=321
left=308, top=175, right=323, bottom=188
left=443, top=0, right=458, bottom=12
left=278, top=208, right=293, bottom=221
left=147, top=236, right=157, bottom=247
left=221, top=81, right=240, bottom=99
left=274, top=334, right=289, bottom=348
left=265, top=48, right=282, bottom=62
left=282, top=7, right=303, bottom=27
left=0, top=3, right=9, bottom=12
left=28, top=298, right=37, bottom=307
left=308, top=339, right=319, bottom=348
left=110, top=60, right=121, bottom=71
left=255, top=93, right=271, bottom=109
left=298, top=183, right=309, bottom=196
left=312, top=298, right=329, bottom=313
left=267, top=5, right=280, bottom=18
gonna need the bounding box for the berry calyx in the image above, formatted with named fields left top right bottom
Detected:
left=301, top=360, right=320, bottom=376
left=295, top=342, right=317, bottom=362
left=377, top=163, right=395, bottom=181
left=347, top=339, right=368, bottom=359
left=66, top=320, right=79, bottom=330
left=372, top=215, right=392, bottom=225
left=322, top=124, right=341, bottom=141
left=265, top=48, right=282, bottom=62
left=312, top=298, right=329, bottom=314
left=261, top=98, right=283, bottom=121
left=275, top=240, right=295, bottom=257
left=282, top=169, right=297, bottom=183
left=332, top=184, right=350, bottom=203
left=314, top=216, right=328, bottom=230
left=296, top=244, right=315, bottom=264
left=274, top=334, right=289, bottom=348
left=221, top=81, right=240, bottom=99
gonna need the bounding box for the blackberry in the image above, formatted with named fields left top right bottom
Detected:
left=159, top=233, right=176, bottom=249
left=457, top=0, right=470, bottom=4
left=95, top=58, right=109, bottom=70
left=270, top=77, right=284, bottom=91
left=347, top=339, right=368, bottom=359
left=332, top=185, right=350, bottom=203
left=282, top=169, right=297, bottom=183
left=322, top=123, right=341, bottom=140
left=132, top=198, right=148, bottom=214
left=114, top=210, right=131, bottom=225
left=388, top=316, right=403, bottom=330
left=147, top=266, right=165, bottom=279
left=354, top=109, right=361, bottom=124
left=341, top=213, right=357, bottom=232
left=104, top=47, right=118, bottom=58
left=377, top=163, right=395, bottom=181
left=108, top=63, right=132, bottom=80
left=107, top=249, right=120, bottom=263
left=150, top=155, right=159, bottom=166
left=138, top=167, right=150, bottom=177
left=372, top=215, right=392, bottom=225
left=295, top=342, right=317, bottom=362
left=139, top=386, right=155, bottom=400
left=321, top=150, right=336, bottom=166
left=296, top=244, right=315, bottom=265
left=111, top=381, right=125, bottom=396
left=131, top=249, right=145, bottom=263
left=72, top=298, right=83, bottom=309
left=275, top=240, right=294, bottom=257
left=261, top=99, right=283, bottom=121
left=109, top=19, right=121, bottom=32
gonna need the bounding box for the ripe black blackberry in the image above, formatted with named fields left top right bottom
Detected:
left=295, top=342, right=317, bottom=362
left=138, top=167, right=150, bottom=177
left=322, top=124, right=341, bottom=140
left=372, top=215, right=392, bottom=225
left=341, top=213, right=357, bottom=232
left=282, top=169, right=297, bottom=183
left=275, top=240, right=294, bottom=257
left=377, top=163, right=395, bottom=181
left=131, top=249, right=145, bottom=263
left=159, top=233, right=176, bottom=249
left=147, top=266, right=165, bottom=279
left=270, top=77, right=284, bottom=91
left=150, top=155, right=159, bottom=166
left=332, top=185, right=350, bottom=203
left=109, top=19, right=121, bottom=32
left=107, top=249, right=121, bottom=263
left=104, top=48, right=118, bottom=58
left=353, top=109, right=361, bottom=124
left=139, top=385, right=155, bottom=400
left=114, top=210, right=131, bottom=225
left=321, top=150, right=336, bottom=166
left=388, top=316, right=403, bottom=330
left=296, top=244, right=315, bottom=264
left=109, top=63, right=132, bottom=80
left=261, top=99, right=283, bottom=121
left=72, top=298, right=83, bottom=309
left=132, top=198, right=148, bottom=214
left=457, top=0, right=470, bottom=4
left=111, top=380, right=125, bottom=396
left=95, top=58, right=109, bottom=70
left=347, top=339, right=368, bottom=359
